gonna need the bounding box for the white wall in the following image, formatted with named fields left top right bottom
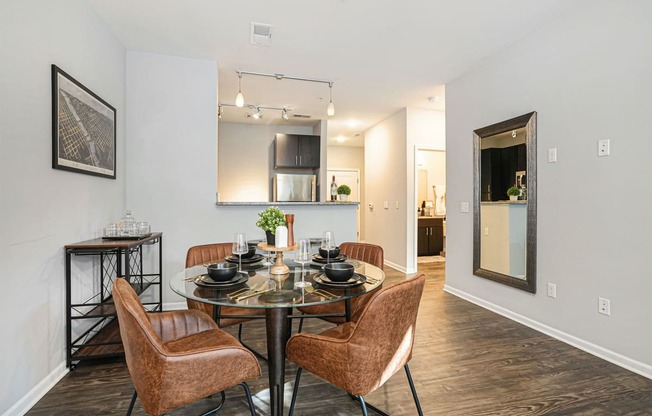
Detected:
left=364, top=110, right=407, bottom=269
left=327, top=145, right=365, bottom=240
left=126, top=52, right=218, bottom=305
left=445, top=0, right=652, bottom=376
left=218, top=123, right=316, bottom=202
left=0, top=1, right=126, bottom=414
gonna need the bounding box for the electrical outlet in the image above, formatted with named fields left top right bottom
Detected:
left=598, top=139, right=610, bottom=157
left=395, top=201, right=399, bottom=209
left=484, top=227, right=489, bottom=236
left=461, top=202, right=469, bottom=213
left=547, top=283, right=557, bottom=298
left=548, top=148, right=557, bottom=163
left=598, top=297, right=611, bottom=316
left=383, top=201, right=389, bottom=209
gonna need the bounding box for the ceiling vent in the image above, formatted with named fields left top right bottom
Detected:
left=250, top=22, right=273, bottom=46
left=292, top=114, right=312, bottom=119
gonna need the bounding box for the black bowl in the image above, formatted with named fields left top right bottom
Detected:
left=323, top=263, right=355, bottom=282
left=239, top=245, right=257, bottom=259
left=319, top=247, right=340, bottom=259
left=206, top=263, right=238, bottom=281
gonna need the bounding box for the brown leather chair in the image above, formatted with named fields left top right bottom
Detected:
left=185, top=243, right=266, bottom=356
left=298, top=242, right=384, bottom=325
left=287, top=274, right=425, bottom=416
left=113, top=278, right=261, bottom=416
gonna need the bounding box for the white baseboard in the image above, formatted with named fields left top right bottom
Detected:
left=3, top=361, right=68, bottom=416
left=163, top=301, right=188, bottom=311
left=384, top=260, right=415, bottom=274
left=444, top=285, right=652, bottom=380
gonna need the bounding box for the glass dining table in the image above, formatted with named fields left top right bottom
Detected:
left=170, top=258, right=385, bottom=416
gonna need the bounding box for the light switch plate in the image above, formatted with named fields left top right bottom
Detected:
left=548, top=148, right=557, bottom=163
left=383, top=201, right=389, bottom=209
left=461, top=202, right=469, bottom=213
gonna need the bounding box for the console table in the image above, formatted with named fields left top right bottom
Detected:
left=65, top=232, right=162, bottom=369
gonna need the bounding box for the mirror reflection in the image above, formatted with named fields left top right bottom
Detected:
left=473, top=112, right=537, bottom=293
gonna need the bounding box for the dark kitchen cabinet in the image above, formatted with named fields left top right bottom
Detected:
left=417, top=218, right=443, bottom=256
left=275, top=134, right=320, bottom=169
left=481, top=144, right=525, bottom=201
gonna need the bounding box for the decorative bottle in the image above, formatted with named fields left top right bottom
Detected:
left=330, top=176, right=338, bottom=201
left=285, top=214, right=295, bottom=247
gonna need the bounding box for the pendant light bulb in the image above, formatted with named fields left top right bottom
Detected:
left=327, top=83, right=335, bottom=116
left=235, top=72, right=244, bottom=107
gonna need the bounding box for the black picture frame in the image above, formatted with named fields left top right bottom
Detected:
left=51, top=64, right=116, bottom=179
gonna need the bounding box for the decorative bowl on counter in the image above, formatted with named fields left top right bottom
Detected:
left=206, top=263, right=238, bottom=281
left=323, top=262, right=354, bottom=282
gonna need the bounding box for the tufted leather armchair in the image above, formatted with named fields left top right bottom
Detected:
left=298, top=242, right=384, bottom=325
left=113, top=278, right=261, bottom=415
left=287, top=274, right=425, bottom=416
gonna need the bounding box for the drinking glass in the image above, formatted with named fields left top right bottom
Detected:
left=321, top=231, right=335, bottom=261
left=294, top=239, right=312, bottom=288
left=232, top=233, right=248, bottom=272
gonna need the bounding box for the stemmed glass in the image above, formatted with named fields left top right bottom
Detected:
left=294, top=239, right=312, bottom=288
left=232, top=233, right=248, bottom=272
left=322, top=231, right=335, bottom=262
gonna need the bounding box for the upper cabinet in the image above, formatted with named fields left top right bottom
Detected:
left=275, top=134, right=320, bottom=169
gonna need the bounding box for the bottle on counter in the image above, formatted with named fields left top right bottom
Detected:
left=330, top=176, right=338, bottom=201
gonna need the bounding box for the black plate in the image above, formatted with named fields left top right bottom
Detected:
left=312, top=272, right=366, bottom=288
left=312, top=254, right=348, bottom=264
left=225, top=254, right=264, bottom=264
left=193, top=272, right=249, bottom=289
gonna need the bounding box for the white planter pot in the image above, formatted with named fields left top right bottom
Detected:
left=339, top=194, right=349, bottom=201
left=509, top=195, right=518, bottom=201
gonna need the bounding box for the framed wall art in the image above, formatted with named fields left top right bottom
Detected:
left=51, top=64, right=116, bottom=179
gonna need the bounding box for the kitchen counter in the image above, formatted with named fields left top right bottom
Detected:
left=216, top=201, right=359, bottom=206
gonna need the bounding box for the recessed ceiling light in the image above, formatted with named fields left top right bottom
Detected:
left=336, top=136, right=346, bottom=143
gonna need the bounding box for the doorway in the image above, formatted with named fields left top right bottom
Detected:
left=415, top=149, right=446, bottom=265
left=327, top=169, right=361, bottom=241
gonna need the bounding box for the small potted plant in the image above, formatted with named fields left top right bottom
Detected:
left=256, top=206, right=286, bottom=245
left=337, top=184, right=351, bottom=201
left=507, top=186, right=521, bottom=201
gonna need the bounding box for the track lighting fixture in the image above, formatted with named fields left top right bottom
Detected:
left=235, top=72, right=244, bottom=107
left=235, top=70, right=334, bottom=117
left=219, top=103, right=291, bottom=121
left=252, top=107, right=262, bottom=119
left=282, top=108, right=289, bottom=120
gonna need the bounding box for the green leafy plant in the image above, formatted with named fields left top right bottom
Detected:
left=256, top=206, right=286, bottom=234
left=507, top=186, right=521, bottom=197
left=337, top=184, right=351, bottom=195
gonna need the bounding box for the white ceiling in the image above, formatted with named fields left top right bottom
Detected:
left=89, top=0, right=580, bottom=147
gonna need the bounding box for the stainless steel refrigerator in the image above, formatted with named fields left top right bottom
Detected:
left=273, top=174, right=316, bottom=202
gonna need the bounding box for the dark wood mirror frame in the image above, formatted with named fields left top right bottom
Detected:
left=473, top=112, right=537, bottom=293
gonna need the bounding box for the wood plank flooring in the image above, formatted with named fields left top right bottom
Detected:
left=28, top=263, right=652, bottom=415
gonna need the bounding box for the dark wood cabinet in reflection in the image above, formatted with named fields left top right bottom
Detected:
left=480, top=144, right=525, bottom=201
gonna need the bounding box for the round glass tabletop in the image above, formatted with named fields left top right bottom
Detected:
left=170, top=260, right=385, bottom=309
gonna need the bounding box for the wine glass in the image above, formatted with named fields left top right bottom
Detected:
left=232, top=233, right=247, bottom=272
left=321, top=231, right=335, bottom=262
left=294, top=239, right=312, bottom=288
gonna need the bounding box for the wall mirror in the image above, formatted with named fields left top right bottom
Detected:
left=473, top=112, right=537, bottom=293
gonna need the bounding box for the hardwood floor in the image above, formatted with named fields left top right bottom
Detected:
left=28, top=263, right=652, bottom=415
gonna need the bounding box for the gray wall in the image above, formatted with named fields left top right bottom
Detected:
left=0, top=1, right=126, bottom=413
left=445, top=0, right=652, bottom=376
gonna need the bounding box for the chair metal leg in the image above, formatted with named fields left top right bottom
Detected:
left=404, top=364, right=424, bottom=416
left=297, top=315, right=305, bottom=333
left=240, top=382, right=257, bottom=416
left=126, top=390, right=137, bottom=416
left=358, top=396, right=369, bottom=416
left=199, top=391, right=226, bottom=416
left=288, top=367, right=303, bottom=416
left=238, top=323, right=268, bottom=362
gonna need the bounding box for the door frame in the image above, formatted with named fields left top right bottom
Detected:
left=327, top=168, right=361, bottom=241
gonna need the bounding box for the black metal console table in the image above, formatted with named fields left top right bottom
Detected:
left=65, top=232, right=163, bottom=369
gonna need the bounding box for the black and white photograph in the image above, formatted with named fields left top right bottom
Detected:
left=51, top=64, right=116, bottom=179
